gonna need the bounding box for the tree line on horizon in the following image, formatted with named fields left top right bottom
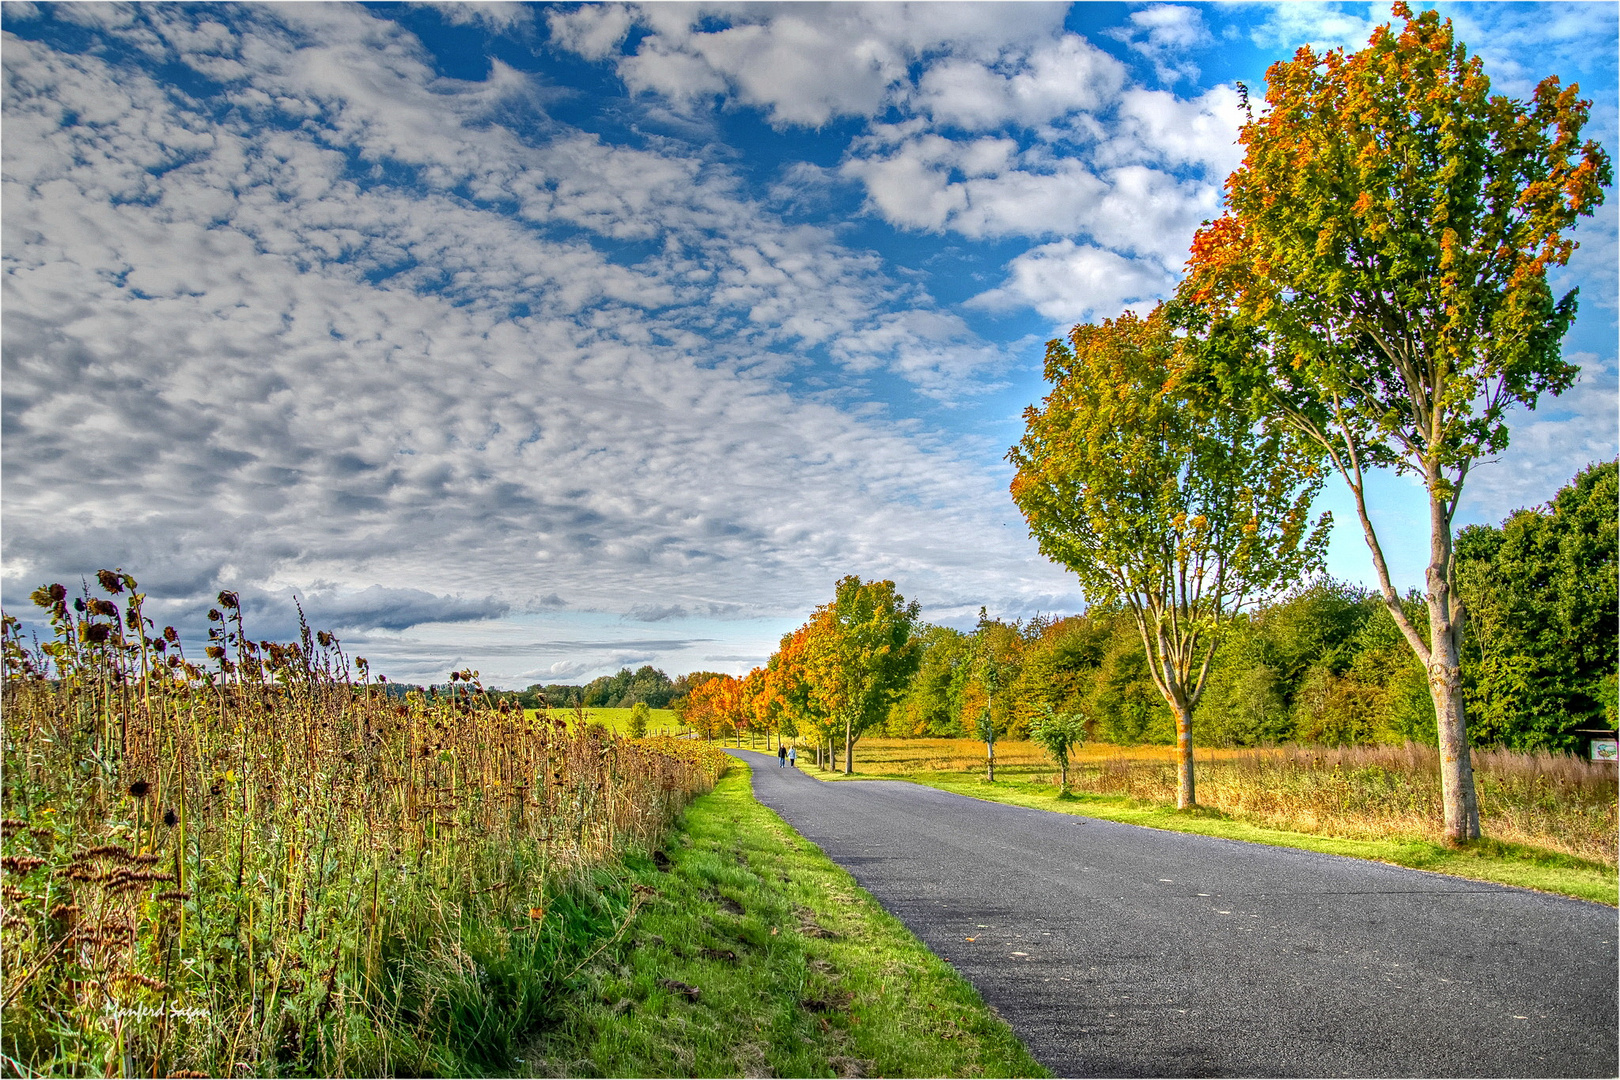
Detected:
left=566, top=459, right=1610, bottom=760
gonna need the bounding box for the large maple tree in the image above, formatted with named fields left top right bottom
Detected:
left=1180, top=3, right=1609, bottom=839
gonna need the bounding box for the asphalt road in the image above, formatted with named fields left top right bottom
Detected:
left=729, top=749, right=1618, bottom=1078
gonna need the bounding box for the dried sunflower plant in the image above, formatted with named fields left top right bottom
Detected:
left=1, top=573, right=727, bottom=1076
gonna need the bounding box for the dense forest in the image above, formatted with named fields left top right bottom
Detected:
left=519, top=462, right=1614, bottom=756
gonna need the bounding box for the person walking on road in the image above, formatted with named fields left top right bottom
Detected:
left=788, top=744, right=797, bottom=768
left=778, top=743, right=787, bottom=768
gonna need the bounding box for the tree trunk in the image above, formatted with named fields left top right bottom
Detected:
left=1426, top=487, right=1482, bottom=841
left=987, top=740, right=995, bottom=782
left=844, top=715, right=853, bottom=775
left=1173, top=700, right=1195, bottom=809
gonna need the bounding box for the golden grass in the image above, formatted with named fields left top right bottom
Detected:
left=844, top=738, right=1618, bottom=865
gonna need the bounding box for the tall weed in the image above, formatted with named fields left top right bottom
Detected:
left=0, top=576, right=727, bottom=1077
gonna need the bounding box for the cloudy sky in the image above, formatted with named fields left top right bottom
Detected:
left=3, top=1, right=1615, bottom=687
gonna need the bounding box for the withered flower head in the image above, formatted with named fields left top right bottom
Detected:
left=84, top=623, right=111, bottom=644
left=217, top=590, right=239, bottom=610
left=162, top=808, right=178, bottom=827
left=153, top=637, right=167, bottom=652
left=207, top=609, right=222, bottom=622
left=97, top=570, right=124, bottom=595
left=128, top=780, right=151, bottom=799
left=163, top=626, right=180, bottom=644
left=49, top=583, right=66, bottom=602
left=74, top=598, right=86, bottom=613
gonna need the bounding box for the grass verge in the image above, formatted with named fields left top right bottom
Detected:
left=520, top=760, right=1047, bottom=1078
left=883, top=771, right=1617, bottom=907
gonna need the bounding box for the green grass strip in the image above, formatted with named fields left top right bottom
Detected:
left=519, top=761, right=1048, bottom=1078
left=871, top=771, right=1616, bottom=907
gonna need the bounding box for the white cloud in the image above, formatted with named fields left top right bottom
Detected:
left=1105, top=4, right=1212, bottom=85
left=913, top=33, right=1127, bottom=130
left=545, top=3, right=633, bottom=60
left=418, top=2, right=534, bottom=33
left=842, top=132, right=1216, bottom=267
left=1, top=6, right=1081, bottom=686
left=1105, top=85, right=1245, bottom=179
left=968, top=240, right=1176, bottom=325
left=553, top=2, right=1071, bottom=127
left=1248, top=2, right=1380, bottom=54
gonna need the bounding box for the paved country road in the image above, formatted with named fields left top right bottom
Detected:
left=727, top=749, right=1618, bottom=1078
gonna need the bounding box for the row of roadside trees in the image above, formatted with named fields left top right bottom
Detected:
left=688, top=453, right=1613, bottom=775
left=675, top=576, right=921, bottom=774
left=889, top=460, right=1614, bottom=755
left=1008, top=3, right=1608, bottom=841
left=705, top=5, right=1609, bottom=846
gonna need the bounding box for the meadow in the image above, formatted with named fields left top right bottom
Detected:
left=0, top=577, right=728, bottom=1077
left=827, top=738, right=1618, bottom=867
left=532, top=707, right=682, bottom=738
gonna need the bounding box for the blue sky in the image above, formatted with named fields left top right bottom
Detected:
left=3, top=1, right=1615, bottom=687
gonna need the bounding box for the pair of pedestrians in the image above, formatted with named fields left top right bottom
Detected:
left=776, top=743, right=797, bottom=768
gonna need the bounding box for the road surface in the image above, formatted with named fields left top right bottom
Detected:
left=730, top=749, right=1618, bottom=1078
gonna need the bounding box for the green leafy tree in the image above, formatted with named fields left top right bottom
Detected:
left=628, top=700, right=651, bottom=738
left=1011, top=615, right=1112, bottom=731
left=1181, top=3, right=1610, bottom=838
left=1029, top=705, right=1088, bottom=790
left=889, top=624, right=972, bottom=736
left=1009, top=306, right=1329, bottom=808
left=1456, top=461, right=1619, bottom=750
left=806, top=575, right=922, bottom=775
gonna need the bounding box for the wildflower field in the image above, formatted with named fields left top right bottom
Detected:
left=0, top=574, right=728, bottom=1077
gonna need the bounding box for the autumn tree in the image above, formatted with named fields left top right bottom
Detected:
left=682, top=674, right=738, bottom=742
left=1180, top=3, right=1610, bottom=838
left=804, top=575, right=921, bottom=775
left=737, top=666, right=774, bottom=747
left=768, top=618, right=833, bottom=763
left=1009, top=306, right=1329, bottom=808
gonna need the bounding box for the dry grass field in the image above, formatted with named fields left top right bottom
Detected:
left=834, top=737, right=1618, bottom=865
